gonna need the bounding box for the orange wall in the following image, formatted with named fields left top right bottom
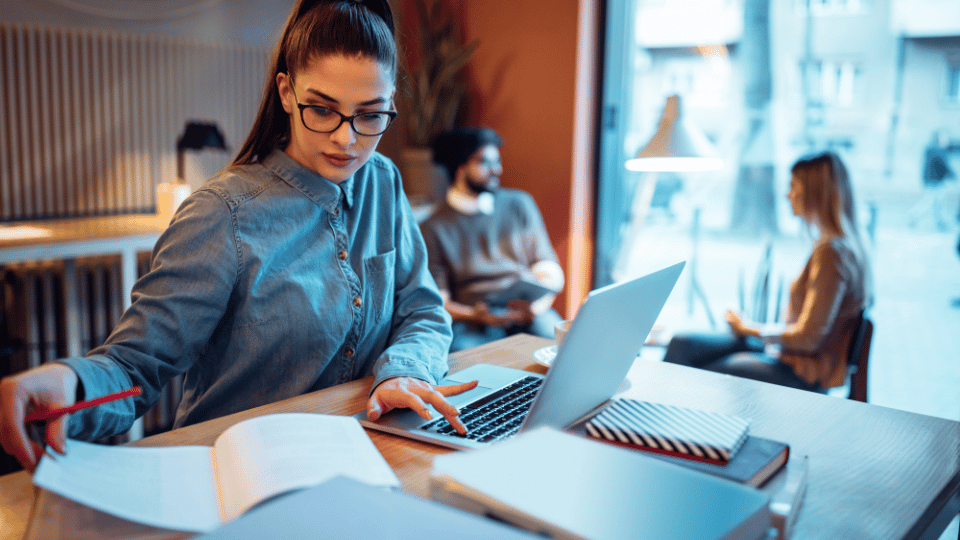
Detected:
left=401, top=0, right=598, bottom=317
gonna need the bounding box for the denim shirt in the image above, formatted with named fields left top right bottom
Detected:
left=61, top=150, right=452, bottom=440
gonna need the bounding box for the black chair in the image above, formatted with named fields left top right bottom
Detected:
left=0, top=270, right=23, bottom=370
left=823, top=311, right=873, bottom=402
left=1, top=270, right=25, bottom=475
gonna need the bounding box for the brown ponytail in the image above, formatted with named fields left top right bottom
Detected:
left=232, top=0, right=397, bottom=166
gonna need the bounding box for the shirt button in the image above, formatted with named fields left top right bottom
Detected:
left=353, top=296, right=362, bottom=307
left=345, top=348, right=355, bottom=358
left=334, top=208, right=340, bottom=216
left=338, top=250, right=347, bottom=260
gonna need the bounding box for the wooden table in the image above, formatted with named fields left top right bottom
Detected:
left=1, top=333, right=958, bottom=539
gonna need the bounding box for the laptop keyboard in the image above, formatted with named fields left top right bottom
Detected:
left=422, top=376, right=543, bottom=443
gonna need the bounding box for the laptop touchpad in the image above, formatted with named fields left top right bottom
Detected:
left=439, top=384, right=493, bottom=409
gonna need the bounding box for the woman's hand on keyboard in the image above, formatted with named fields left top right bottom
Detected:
left=367, top=377, right=479, bottom=435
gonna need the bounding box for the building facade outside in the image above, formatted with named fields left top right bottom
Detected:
left=624, top=0, right=960, bottom=236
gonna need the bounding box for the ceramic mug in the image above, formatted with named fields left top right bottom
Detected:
left=554, top=319, right=573, bottom=346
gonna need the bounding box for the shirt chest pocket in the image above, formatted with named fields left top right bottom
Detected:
left=361, top=249, right=395, bottom=330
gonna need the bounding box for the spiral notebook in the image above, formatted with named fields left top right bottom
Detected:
left=584, top=399, right=750, bottom=465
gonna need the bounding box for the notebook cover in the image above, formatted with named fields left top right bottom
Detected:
left=584, top=399, right=750, bottom=465
left=430, top=427, right=771, bottom=540
left=197, top=476, right=539, bottom=540
left=636, top=435, right=791, bottom=488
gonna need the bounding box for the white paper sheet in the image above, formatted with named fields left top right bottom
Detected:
left=33, top=440, right=220, bottom=532
left=31, top=414, right=399, bottom=533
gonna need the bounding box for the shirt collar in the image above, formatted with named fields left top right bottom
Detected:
left=264, top=150, right=355, bottom=212
left=447, top=188, right=494, bottom=215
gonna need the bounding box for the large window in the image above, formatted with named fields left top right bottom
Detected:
left=596, top=0, right=960, bottom=434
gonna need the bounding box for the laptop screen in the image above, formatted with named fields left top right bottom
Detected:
left=521, top=261, right=685, bottom=431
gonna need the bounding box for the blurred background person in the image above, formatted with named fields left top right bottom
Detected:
left=662, top=151, right=873, bottom=392
left=908, top=129, right=955, bottom=231
left=420, top=126, right=564, bottom=352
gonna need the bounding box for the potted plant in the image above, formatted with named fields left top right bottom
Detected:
left=400, top=0, right=480, bottom=203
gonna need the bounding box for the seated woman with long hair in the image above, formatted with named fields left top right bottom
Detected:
left=663, top=151, right=873, bottom=392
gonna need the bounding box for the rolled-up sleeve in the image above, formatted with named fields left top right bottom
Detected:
left=60, top=189, right=238, bottom=440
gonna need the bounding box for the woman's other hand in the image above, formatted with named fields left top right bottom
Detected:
left=0, top=364, right=78, bottom=472
left=726, top=310, right=760, bottom=339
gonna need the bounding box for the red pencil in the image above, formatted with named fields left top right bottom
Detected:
left=25, top=386, right=142, bottom=423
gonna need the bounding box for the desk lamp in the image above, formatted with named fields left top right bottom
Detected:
left=176, top=121, right=228, bottom=183
left=158, top=121, right=228, bottom=223
left=622, top=94, right=723, bottom=327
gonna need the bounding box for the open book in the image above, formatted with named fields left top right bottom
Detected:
left=31, top=413, right=400, bottom=533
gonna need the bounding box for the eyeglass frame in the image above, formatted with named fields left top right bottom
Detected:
left=288, top=84, right=397, bottom=137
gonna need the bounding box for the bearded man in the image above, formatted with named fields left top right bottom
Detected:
left=420, top=127, right=564, bottom=351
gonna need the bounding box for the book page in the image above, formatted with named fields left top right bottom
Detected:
left=32, top=439, right=220, bottom=532
left=212, top=413, right=399, bottom=521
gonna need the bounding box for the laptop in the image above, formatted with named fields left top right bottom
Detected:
left=356, top=261, right=685, bottom=450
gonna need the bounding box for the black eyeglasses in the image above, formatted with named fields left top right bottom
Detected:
left=290, top=86, right=397, bottom=136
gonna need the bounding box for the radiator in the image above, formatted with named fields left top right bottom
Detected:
left=1, top=256, right=182, bottom=438
left=0, top=22, right=265, bottom=442
left=0, top=23, right=268, bottom=221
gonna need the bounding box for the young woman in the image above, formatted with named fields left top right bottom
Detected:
left=0, top=0, right=474, bottom=473
left=663, top=151, right=873, bottom=391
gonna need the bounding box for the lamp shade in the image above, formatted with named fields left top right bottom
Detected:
left=177, top=121, right=227, bottom=151
left=625, top=95, right=723, bottom=172
left=176, top=121, right=227, bottom=181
